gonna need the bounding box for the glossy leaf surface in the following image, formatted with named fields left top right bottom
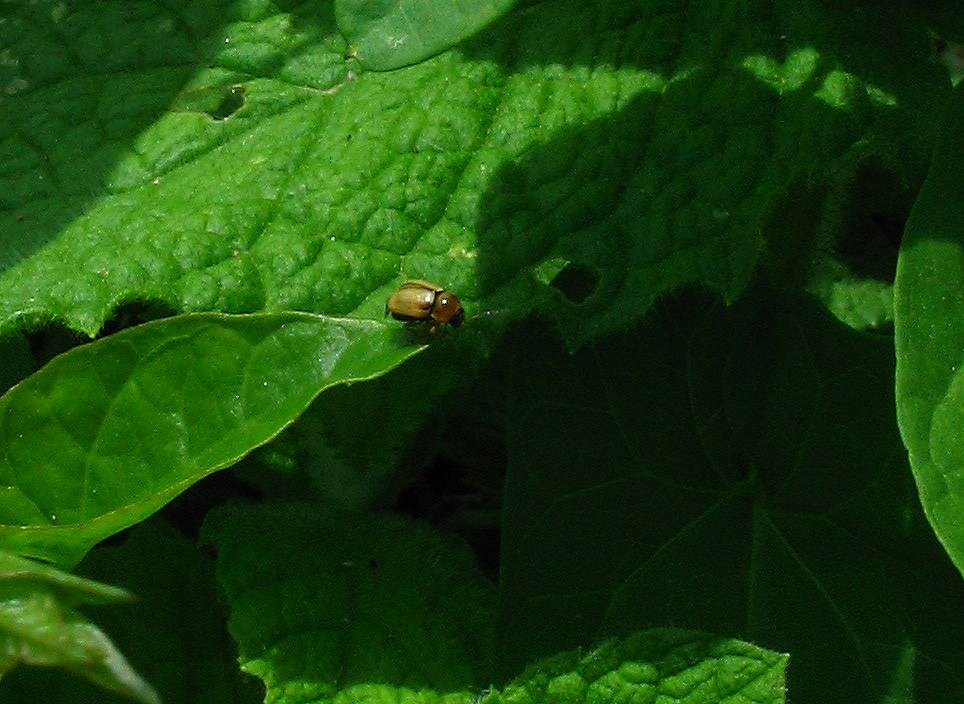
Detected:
left=0, top=313, right=418, bottom=566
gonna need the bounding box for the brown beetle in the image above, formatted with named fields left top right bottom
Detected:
left=386, top=279, right=464, bottom=330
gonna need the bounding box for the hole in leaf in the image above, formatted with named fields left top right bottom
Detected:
left=550, top=263, right=600, bottom=304
left=209, top=85, right=246, bottom=120
left=173, top=84, right=246, bottom=120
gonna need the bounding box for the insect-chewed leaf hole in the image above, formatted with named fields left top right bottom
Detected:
left=550, top=263, right=600, bottom=304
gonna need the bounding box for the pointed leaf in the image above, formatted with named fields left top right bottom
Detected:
left=0, top=313, right=419, bottom=567
left=0, top=552, right=159, bottom=704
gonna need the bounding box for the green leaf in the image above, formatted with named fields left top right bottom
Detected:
left=0, top=1, right=946, bottom=351
left=202, top=503, right=497, bottom=703
left=0, top=551, right=159, bottom=704
left=0, top=521, right=261, bottom=703
left=482, top=630, right=787, bottom=704
left=895, top=84, right=964, bottom=578
left=815, top=276, right=894, bottom=331
left=336, top=0, right=517, bottom=70
left=204, top=503, right=786, bottom=704
left=0, top=550, right=131, bottom=607
left=0, top=313, right=420, bottom=567
left=498, top=289, right=964, bottom=702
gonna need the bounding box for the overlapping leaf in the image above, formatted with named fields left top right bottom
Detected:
left=0, top=313, right=418, bottom=566
left=499, top=291, right=964, bottom=702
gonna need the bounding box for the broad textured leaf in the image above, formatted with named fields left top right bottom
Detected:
left=202, top=503, right=496, bottom=703
left=499, top=290, right=964, bottom=702
left=0, top=313, right=419, bottom=566
left=205, top=504, right=785, bottom=704
left=0, top=0, right=947, bottom=352
left=482, top=630, right=787, bottom=704
left=895, top=84, right=964, bottom=578
left=336, top=0, right=517, bottom=70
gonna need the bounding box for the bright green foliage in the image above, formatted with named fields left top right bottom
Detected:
left=0, top=313, right=419, bottom=567
left=895, top=85, right=964, bottom=578
left=1, top=0, right=962, bottom=702
left=483, top=630, right=787, bottom=704
left=820, top=278, right=894, bottom=330
left=202, top=504, right=498, bottom=704
left=203, top=504, right=787, bottom=704
left=0, top=551, right=159, bottom=704
left=499, top=290, right=964, bottom=702
left=336, top=0, right=517, bottom=70
left=0, top=1, right=945, bottom=348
